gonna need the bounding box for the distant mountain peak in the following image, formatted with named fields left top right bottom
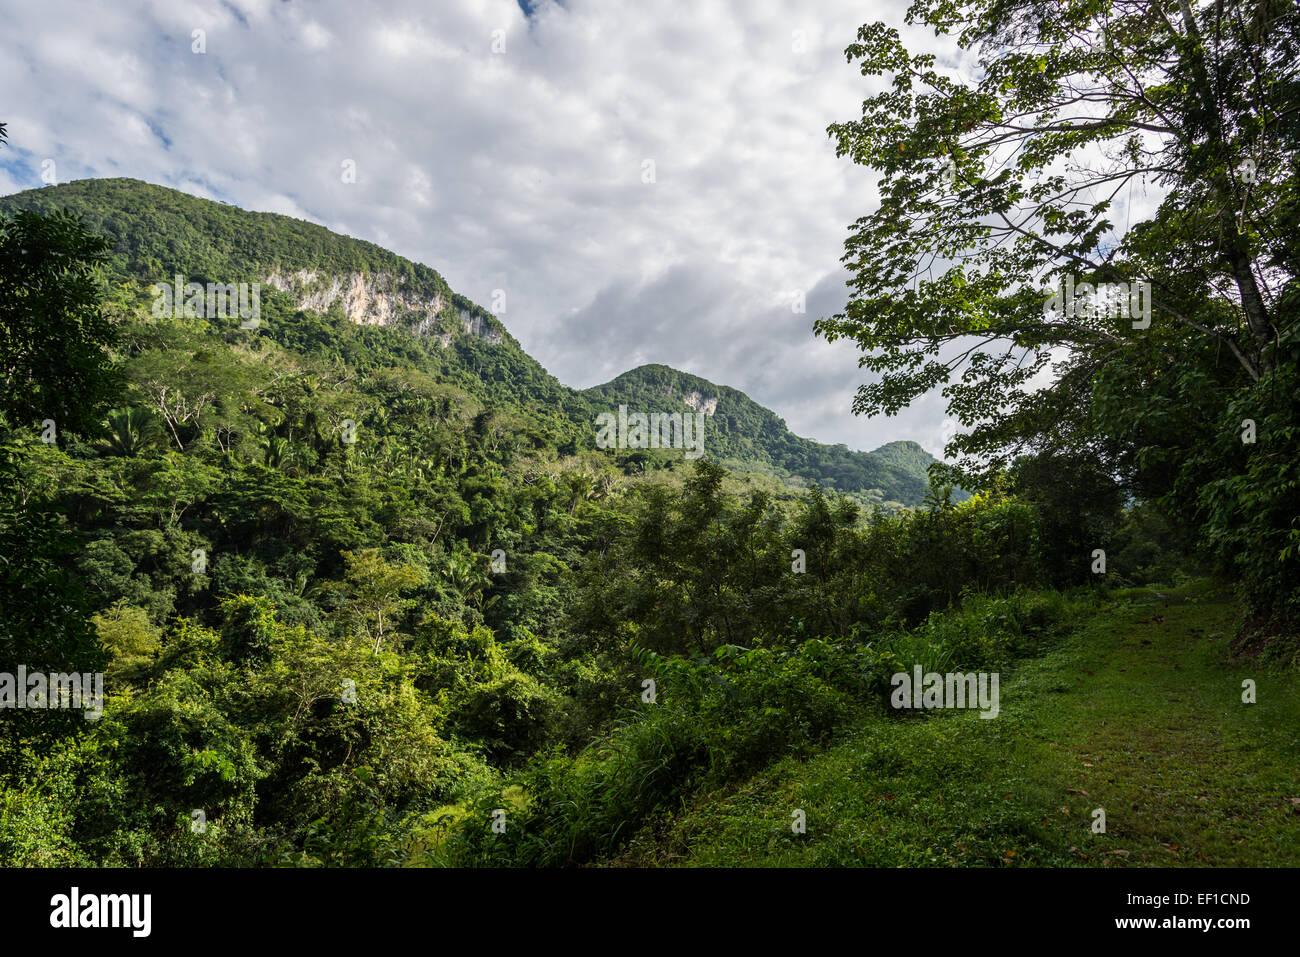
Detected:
left=584, top=363, right=937, bottom=505
left=873, top=439, right=927, bottom=452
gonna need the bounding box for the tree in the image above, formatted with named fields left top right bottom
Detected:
left=91, top=600, right=162, bottom=678
left=127, top=337, right=266, bottom=452
left=818, top=0, right=1299, bottom=626
left=0, top=208, right=120, bottom=435
left=331, top=549, right=429, bottom=654
left=816, top=0, right=1296, bottom=474
left=97, top=407, right=162, bottom=457
left=0, top=455, right=104, bottom=676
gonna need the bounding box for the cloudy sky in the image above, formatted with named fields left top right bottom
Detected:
left=0, top=0, right=979, bottom=456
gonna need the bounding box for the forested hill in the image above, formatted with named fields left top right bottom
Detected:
left=0, top=178, right=591, bottom=429
left=0, top=178, right=937, bottom=504
left=586, top=365, right=935, bottom=506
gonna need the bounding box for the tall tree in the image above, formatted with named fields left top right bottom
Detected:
left=817, top=0, right=1297, bottom=473
left=0, top=206, right=119, bottom=435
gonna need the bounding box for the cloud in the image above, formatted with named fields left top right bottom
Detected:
left=0, top=0, right=971, bottom=456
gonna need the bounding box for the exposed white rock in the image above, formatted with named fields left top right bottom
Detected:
left=458, top=308, right=504, bottom=345
left=684, top=390, right=718, bottom=416
left=263, top=269, right=503, bottom=345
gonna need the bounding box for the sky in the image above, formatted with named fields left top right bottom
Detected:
left=0, top=0, right=983, bottom=457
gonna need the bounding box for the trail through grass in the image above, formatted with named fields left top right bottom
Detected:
left=618, top=583, right=1300, bottom=866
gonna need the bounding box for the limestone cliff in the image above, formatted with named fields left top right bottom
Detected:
left=264, top=269, right=503, bottom=345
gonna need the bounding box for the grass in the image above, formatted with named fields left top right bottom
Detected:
left=613, top=580, right=1300, bottom=866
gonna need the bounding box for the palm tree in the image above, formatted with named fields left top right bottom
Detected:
left=97, top=407, right=161, bottom=457
left=440, top=552, right=496, bottom=610
left=565, top=472, right=602, bottom=513
left=261, top=435, right=296, bottom=469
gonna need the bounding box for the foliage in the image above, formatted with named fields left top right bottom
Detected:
left=815, top=0, right=1298, bottom=630
left=0, top=208, right=120, bottom=435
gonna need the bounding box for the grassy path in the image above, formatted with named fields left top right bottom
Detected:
left=619, top=583, right=1300, bottom=866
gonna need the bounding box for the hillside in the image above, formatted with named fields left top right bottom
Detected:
left=586, top=364, right=934, bottom=506
left=0, top=178, right=938, bottom=506
left=0, top=178, right=591, bottom=431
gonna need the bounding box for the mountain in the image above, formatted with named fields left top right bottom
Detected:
left=0, top=177, right=938, bottom=505
left=585, top=365, right=933, bottom=506
left=0, top=177, right=603, bottom=451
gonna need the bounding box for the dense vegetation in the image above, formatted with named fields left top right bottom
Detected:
left=815, top=0, right=1299, bottom=634
left=0, top=0, right=1295, bottom=868
left=0, top=182, right=964, bottom=866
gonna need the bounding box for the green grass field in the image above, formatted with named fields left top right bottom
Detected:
left=615, top=582, right=1300, bottom=867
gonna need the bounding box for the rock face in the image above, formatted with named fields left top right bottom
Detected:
left=458, top=309, right=504, bottom=345
left=263, top=269, right=502, bottom=344
left=684, top=390, right=718, bottom=416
